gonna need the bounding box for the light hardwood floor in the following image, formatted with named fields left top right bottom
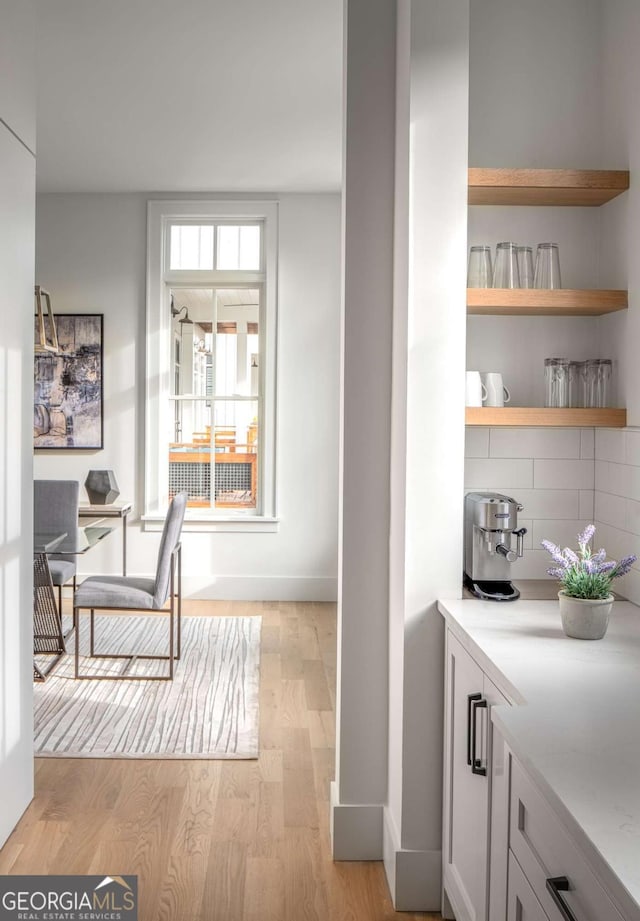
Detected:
left=0, top=600, right=438, bottom=920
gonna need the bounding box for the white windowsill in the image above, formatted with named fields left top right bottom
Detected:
left=142, top=514, right=280, bottom=533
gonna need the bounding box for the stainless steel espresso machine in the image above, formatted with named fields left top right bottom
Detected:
left=463, top=492, right=527, bottom=601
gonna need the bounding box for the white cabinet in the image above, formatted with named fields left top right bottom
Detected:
left=507, top=851, right=549, bottom=921
left=440, top=602, right=640, bottom=921
left=509, top=756, right=625, bottom=921
left=442, top=630, right=509, bottom=921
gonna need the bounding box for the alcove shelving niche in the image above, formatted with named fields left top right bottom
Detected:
left=466, top=167, right=630, bottom=428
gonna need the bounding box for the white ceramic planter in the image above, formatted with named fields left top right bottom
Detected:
left=558, top=591, right=614, bottom=640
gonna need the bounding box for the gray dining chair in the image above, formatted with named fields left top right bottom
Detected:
left=34, top=479, right=80, bottom=636
left=73, top=491, right=187, bottom=680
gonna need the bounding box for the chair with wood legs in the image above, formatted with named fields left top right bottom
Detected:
left=34, top=479, right=80, bottom=638
left=73, top=491, right=187, bottom=680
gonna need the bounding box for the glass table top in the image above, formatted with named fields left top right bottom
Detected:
left=34, top=526, right=113, bottom=555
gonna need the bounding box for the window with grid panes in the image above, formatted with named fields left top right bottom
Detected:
left=145, top=202, right=277, bottom=526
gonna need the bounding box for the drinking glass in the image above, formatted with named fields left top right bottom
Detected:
left=595, top=359, right=612, bottom=407
left=568, top=361, right=583, bottom=407
left=584, top=359, right=599, bottom=407
left=493, top=242, right=520, bottom=288
left=534, top=243, right=562, bottom=288
left=544, top=358, right=570, bottom=408
left=516, top=246, right=534, bottom=288
left=570, top=361, right=586, bottom=407
left=467, top=246, right=493, bottom=287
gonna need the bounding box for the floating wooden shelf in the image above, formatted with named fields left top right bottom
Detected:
left=467, top=288, right=628, bottom=317
left=468, top=168, right=629, bottom=206
left=466, top=407, right=627, bottom=427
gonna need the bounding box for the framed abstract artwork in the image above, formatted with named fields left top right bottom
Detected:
left=34, top=314, right=104, bottom=450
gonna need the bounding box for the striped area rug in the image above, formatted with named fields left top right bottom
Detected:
left=34, top=615, right=261, bottom=759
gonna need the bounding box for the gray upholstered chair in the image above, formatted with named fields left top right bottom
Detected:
left=73, top=491, right=187, bottom=680
left=34, top=479, right=80, bottom=635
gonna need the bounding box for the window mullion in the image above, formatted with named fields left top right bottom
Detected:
left=163, top=270, right=264, bottom=286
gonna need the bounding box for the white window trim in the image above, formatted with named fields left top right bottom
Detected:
left=146, top=199, right=278, bottom=529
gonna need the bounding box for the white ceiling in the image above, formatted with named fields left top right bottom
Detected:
left=35, top=0, right=343, bottom=193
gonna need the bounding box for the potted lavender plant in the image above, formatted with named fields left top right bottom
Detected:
left=541, top=524, right=636, bottom=639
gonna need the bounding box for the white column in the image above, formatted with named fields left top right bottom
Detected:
left=332, top=0, right=397, bottom=859
left=335, top=0, right=470, bottom=905
left=385, top=0, right=469, bottom=910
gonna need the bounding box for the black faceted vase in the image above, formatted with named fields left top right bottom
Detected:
left=85, top=469, right=120, bottom=504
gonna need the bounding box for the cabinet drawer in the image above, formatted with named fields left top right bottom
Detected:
left=508, top=850, right=549, bottom=921
left=510, top=757, right=625, bottom=921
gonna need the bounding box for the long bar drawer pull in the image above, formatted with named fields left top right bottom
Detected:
left=471, top=697, right=487, bottom=776
left=467, top=693, right=481, bottom=766
left=546, top=876, right=578, bottom=921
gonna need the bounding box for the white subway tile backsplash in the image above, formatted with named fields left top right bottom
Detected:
left=489, top=427, right=580, bottom=459
left=595, top=428, right=626, bottom=464
left=617, top=568, right=640, bottom=606
left=533, top=459, right=594, bottom=490
left=592, top=462, right=635, bottom=499
left=579, top=490, right=594, bottom=520
left=612, top=464, right=639, bottom=500
left=511, top=489, right=580, bottom=520
left=616, top=529, right=640, bottom=563
left=588, top=522, right=625, bottom=564
left=512, top=549, right=557, bottom=580
left=464, top=427, right=489, bottom=458
left=625, top=430, right=640, bottom=468
left=594, top=490, right=627, bottom=531
left=591, top=522, right=640, bottom=563
left=583, top=428, right=640, bottom=601
left=464, top=458, right=533, bottom=490
left=627, top=465, right=640, bottom=502
left=580, top=428, right=594, bottom=460
left=462, top=426, right=640, bottom=592
left=531, top=519, right=594, bottom=551
left=595, top=460, right=611, bottom=493
left=626, top=499, right=640, bottom=537
left=518, top=519, right=534, bottom=550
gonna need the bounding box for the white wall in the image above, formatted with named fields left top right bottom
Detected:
left=0, top=0, right=36, bottom=154
left=469, top=0, right=602, bottom=170
left=0, top=0, right=35, bottom=847
left=34, top=192, right=341, bottom=600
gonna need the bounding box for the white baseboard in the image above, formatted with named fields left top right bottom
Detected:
left=72, top=574, right=337, bottom=602
left=383, top=807, right=442, bottom=911
left=185, top=575, right=337, bottom=601
left=330, top=781, right=384, bottom=859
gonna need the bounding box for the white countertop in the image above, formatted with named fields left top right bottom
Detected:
left=438, top=597, right=640, bottom=921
